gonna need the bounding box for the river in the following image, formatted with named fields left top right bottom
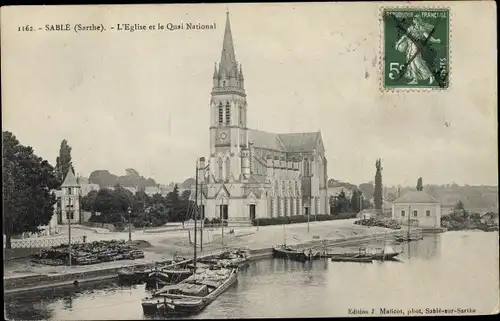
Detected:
left=4, top=231, right=499, bottom=319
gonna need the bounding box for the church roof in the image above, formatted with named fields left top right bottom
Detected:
left=393, top=191, right=440, bottom=204
left=248, top=130, right=286, bottom=151
left=248, top=129, right=322, bottom=153
left=277, top=132, right=321, bottom=153
left=62, top=169, right=78, bottom=187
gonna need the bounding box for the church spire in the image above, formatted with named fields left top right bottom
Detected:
left=219, top=11, right=238, bottom=77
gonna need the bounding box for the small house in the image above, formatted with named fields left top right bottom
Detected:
left=392, top=191, right=441, bottom=228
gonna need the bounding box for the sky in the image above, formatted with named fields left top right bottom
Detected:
left=2, top=2, right=498, bottom=187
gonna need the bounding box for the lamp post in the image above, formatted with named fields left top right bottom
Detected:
left=128, top=207, right=132, bottom=242
left=221, top=198, right=225, bottom=247
left=66, top=199, right=74, bottom=267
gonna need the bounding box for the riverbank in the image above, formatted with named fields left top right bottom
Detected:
left=4, top=220, right=413, bottom=295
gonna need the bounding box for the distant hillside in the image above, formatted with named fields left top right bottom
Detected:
left=88, top=168, right=157, bottom=189
left=328, top=179, right=357, bottom=190
left=385, top=184, right=498, bottom=212
left=181, top=178, right=195, bottom=189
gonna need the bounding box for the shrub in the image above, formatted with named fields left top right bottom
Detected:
left=114, top=222, right=125, bottom=232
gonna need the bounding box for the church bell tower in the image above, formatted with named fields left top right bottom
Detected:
left=210, top=12, right=248, bottom=182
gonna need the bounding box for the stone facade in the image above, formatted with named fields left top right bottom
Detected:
left=192, top=13, right=329, bottom=222
left=392, top=191, right=442, bottom=228
left=57, top=169, right=81, bottom=224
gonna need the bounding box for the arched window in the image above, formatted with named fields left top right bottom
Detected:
left=303, top=158, right=310, bottom=176
left=225, top=158, right=231, bottom=181
left=225, top=102, right=231, bottom=124
left=223, top=80, right=226, bottom=87
left=218, top=103, right=223, bottom=124
left=239, top=106, right=243, bottom=126
left=218, top=158, right=223, bottom=180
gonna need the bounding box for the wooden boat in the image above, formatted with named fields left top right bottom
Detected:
left=330, top=247, right=401, bottom=261
left=272, top=245, right=317, bottom=262
left=145, top=268, right=172, bottom=289
left=142, top=268, right=238, bottom=316
left=117, top=266, right=148, bottom=283
left=330, top=256, right=373, bottom=263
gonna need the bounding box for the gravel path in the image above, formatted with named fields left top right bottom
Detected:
left=3, top=219, right=390, bottom=279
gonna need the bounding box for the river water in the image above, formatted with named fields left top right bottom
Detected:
left=4, top=231, right=499, bottom=319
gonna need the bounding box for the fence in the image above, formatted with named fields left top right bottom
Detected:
left=9, top=236, right=85, bottom=249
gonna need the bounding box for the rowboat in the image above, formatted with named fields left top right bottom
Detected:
left=328, top=247, right=402, bottom=261
left=330, top=255, right=373, bottom=263
left=142, top=268, right=238, bottom=316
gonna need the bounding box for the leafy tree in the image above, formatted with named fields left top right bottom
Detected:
left=350, top=189, right=361, bottom=213
left=55, top=139, right=74, bottom=186
left=81, top=190, right=98, bottom=213
left=180, top=189, right=191, bottom=201
left=417, top=177, right=423, bottom=191
left=133, top=190, right=150, bottom=213
left=358, top=182, right=374, bottom=201
left=454, top=200, right=465, bottom=211
left=113, top=184, right=134, bottom=212
left=150, top=193, right=164, bottom=206
left=3, top=131, right=59, bottom=248
left=331, top=190, right=350, bottom=215
left=374, top=159, right=383, bottom=211
left=93, top=188, right=119, bottom=215
left=89, top=170, right=118, bottom=187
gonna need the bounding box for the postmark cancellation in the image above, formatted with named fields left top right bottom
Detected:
left=381, top=7, right=450, bottom=90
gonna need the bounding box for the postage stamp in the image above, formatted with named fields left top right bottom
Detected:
left=382, top=8, right=450, bottom=89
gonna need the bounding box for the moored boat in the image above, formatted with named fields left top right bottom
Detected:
left=329, top=247, right=402, bottom=261
left=142, top=268, right=238, bottom=316
left=117, top=266, right=148, bottom=283
left=272, top=245, right=317, bottom=262
left=330, top=256, right=373, bottom=263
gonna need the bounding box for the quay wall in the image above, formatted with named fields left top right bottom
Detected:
left=4, top=228, right=419, bottom=295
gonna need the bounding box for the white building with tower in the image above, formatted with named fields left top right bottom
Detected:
left=191, top=12, right=329, bottom=223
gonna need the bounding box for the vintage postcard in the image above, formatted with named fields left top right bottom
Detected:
left=1, top=2, right=498, bottom=320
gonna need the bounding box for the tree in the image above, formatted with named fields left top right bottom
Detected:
left=454, top=200, right=465, bottom=211
left=350, top=189, right=360, bottom=213
left=55, top=139, right=74, bottom=185
left=180, top=189, right=191, bottom=201
left=358, top=182, right=374, bottom=201
left=331, top=190, right=350, bottom=215
left=417, top=177, right=423, bottom=191
left=374, top=158, right=383, bottom=211
left=133, top=190, right=150, bottom=213
left=3, top=131, right=59, bottom=248
left=81, top=190, right=98, bottom=213
left=93, top=188, right=119, bottom=215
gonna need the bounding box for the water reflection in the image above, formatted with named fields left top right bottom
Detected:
left=405, top=233, right=441, bottom=260
left=4, top=232, right=498, bottom=320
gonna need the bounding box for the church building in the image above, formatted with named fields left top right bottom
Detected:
left=194, top=13, right=329, bottom=222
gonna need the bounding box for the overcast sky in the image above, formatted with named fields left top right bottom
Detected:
left=2, top=2, right=497, bottom=186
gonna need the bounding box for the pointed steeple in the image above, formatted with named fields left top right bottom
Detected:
left=239, top=63, right=244, bottom=80
left=219, top=11, right=238, bottom=78
left=62, top=168, right=78, bottom=187
left=213, top=62, right=218, bottom=79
